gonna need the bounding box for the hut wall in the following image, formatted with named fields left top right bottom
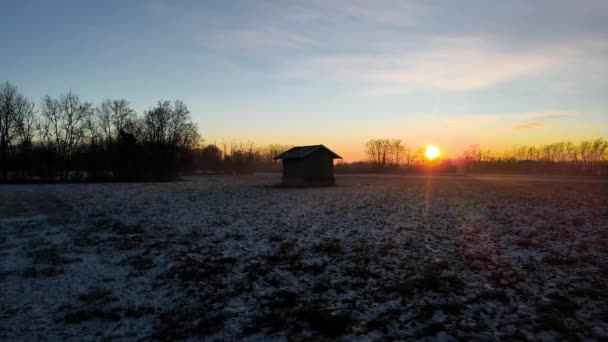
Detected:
left=281, top=149, right=335, bottom=186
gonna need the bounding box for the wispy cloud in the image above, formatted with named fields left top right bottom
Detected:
left=285, top=32, right=608, bottom=95
left=512, top=122, right=559, bottom=130
left=142, top=1, right=608, bottom=96
left=282, top=36, right=565, bottom=93
left=521, top=112, right=577, bottom=120
left=212, top=29, right=319, bottom=49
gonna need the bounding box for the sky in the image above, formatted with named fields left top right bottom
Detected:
left=1, top=0, right=607, bottom=161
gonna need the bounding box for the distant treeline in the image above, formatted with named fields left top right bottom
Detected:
left=1, top=81, right=606, bottom=182
left=0, top=81, right=289, bottom=182
left=336, top=138, right=608, bottom=176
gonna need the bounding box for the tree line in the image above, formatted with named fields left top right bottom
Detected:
left=458, top=140, right=608, bottom=175
left=2, top=81, right=606, bottom=181
left=351, top=138, right=608, bottom=176
left=0, top=81, right=291, bottom=182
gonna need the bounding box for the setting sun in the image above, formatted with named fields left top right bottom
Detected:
left=425, top=145, right=440, bottom=160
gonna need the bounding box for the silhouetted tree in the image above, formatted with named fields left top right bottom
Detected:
left=199, top=144, right=222, bottom=173
left=0, top=82, right=18, bottom=180
left=113, top=131, right=143, bottom=181
left=2, top=81, right=606, bottom=181
left=140, top=100, right=199, bottom=179
left=364, top=138, right=413, bottom=170
left=230, top=141, right=256, bottom=174
left=365, top=139, right=391, bottom=169
left=96, top=99, right=136, bottom=144
left=388, top=139, right=407, bottom=165
left=255, top=144, right=292, bottom=171
left=15, top=95, right=36, bottom=179
left=40, top=92, right=93, bottom=180
left=0, top=82, right=36, bottom=181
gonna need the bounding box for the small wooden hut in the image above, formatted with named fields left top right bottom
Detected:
left=273, top=145, right=342, bottom=186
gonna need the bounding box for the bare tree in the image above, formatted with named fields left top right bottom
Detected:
left=96, top=99, right=137, bottom=143
left=0, top=82, right=35, bottom=180
left=261, top=144, right=293, bottom=166
left=228, top=140, right=256, bottom=174
left=38, top=96, right=57, bottom=149
left=401, top=144, right=414, bottom=166
left=40, top=91, right=93, bottom=180
left=111, top=99, right=136, bottom=137
left=412, top=146, right=427, bottom=165
left=96, top=101, right=113, bottom=143
left=365, top=138, right=391, bottom=168
left=0, top=82, right=17, bottom=180
left=142, top=100, right=170, bottom=145
left=177, top=121, right=200, bottom=149
left=168, top=100, right=191, bottom=146
left=200, top=144, right=222, bottom=173
left=15, top=99, right=36, bottom=147
left=141, top=100, right=197, bottom=147
left=389, top=139, right=407, bottom=165
left=220, top=138, right=228, bottom=160
left=14, top=96, right=36, bottom=179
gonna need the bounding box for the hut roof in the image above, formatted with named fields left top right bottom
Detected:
left=273, top=145, right=342, bottom=160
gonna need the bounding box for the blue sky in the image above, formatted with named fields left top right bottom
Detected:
left=1, top=0, right=607, bottom=160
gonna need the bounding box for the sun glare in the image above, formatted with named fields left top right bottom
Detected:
left=425, top=145, right=440, bottom=160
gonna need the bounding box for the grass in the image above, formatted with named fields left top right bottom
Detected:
left=312, top=277, right=331, bottom=294
left=79, top=288, right=117, bottom=305
left=569, top=287, right=606, bottom=299
left=535, top=313, right=575, bottom=335
left=515, top=236, right=542, bottom=248
left=268, top=234, right=284, bottom=242
left=263, top=241, right=302, bottom=266
left=394, top=261, right=455, bottom=294
left=226, top=232, right=247, bottom=240
left=597, top=309, right=608, bottom=321
left=366, top=315, right=395, bottom=334
left=537, top=295, right=580, bottom=314
left=72, top=233, right=97, bottom=247
left=154, top=307, right=230, bottom=340
left=262, top=290, right=300, bottom=310
left=3, top=176, right=607, bottom=340
left=243, top=260, right=273, bottom=282
left=301, top=262, right=325, bottom=274
left=21, top=266, right=64, bottom=278
left=488, top=268, right=521, bottom=288
left=64, top=307, right=122, bottom=324
left=343, top=264, right=376, bottom=280
left=313, top=238, right=344, bottom=256
left=542, top=253, right=579, bottom=266
left=109, top=221, right=145, bottom=235
left=242, top=312, right=288, bottom=335
left=101, top=235, right=145, bottom=251
left=481, top=288, right=510, bottom=303
left=172, top=256, right=235, bottom=282
left=27, top=245, right=67, bottom=265
left=298, top=304, right=353, bottom=338
left=0, top=270, right=11, bottom=281
left=245, top=294, right=354, bottom=338
left=124, top=305, right=156, bottom=318
left=121, top=255, right=156, bottom=272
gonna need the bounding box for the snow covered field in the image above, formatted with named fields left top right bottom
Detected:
left=1, top=174, right=607, bottom=340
